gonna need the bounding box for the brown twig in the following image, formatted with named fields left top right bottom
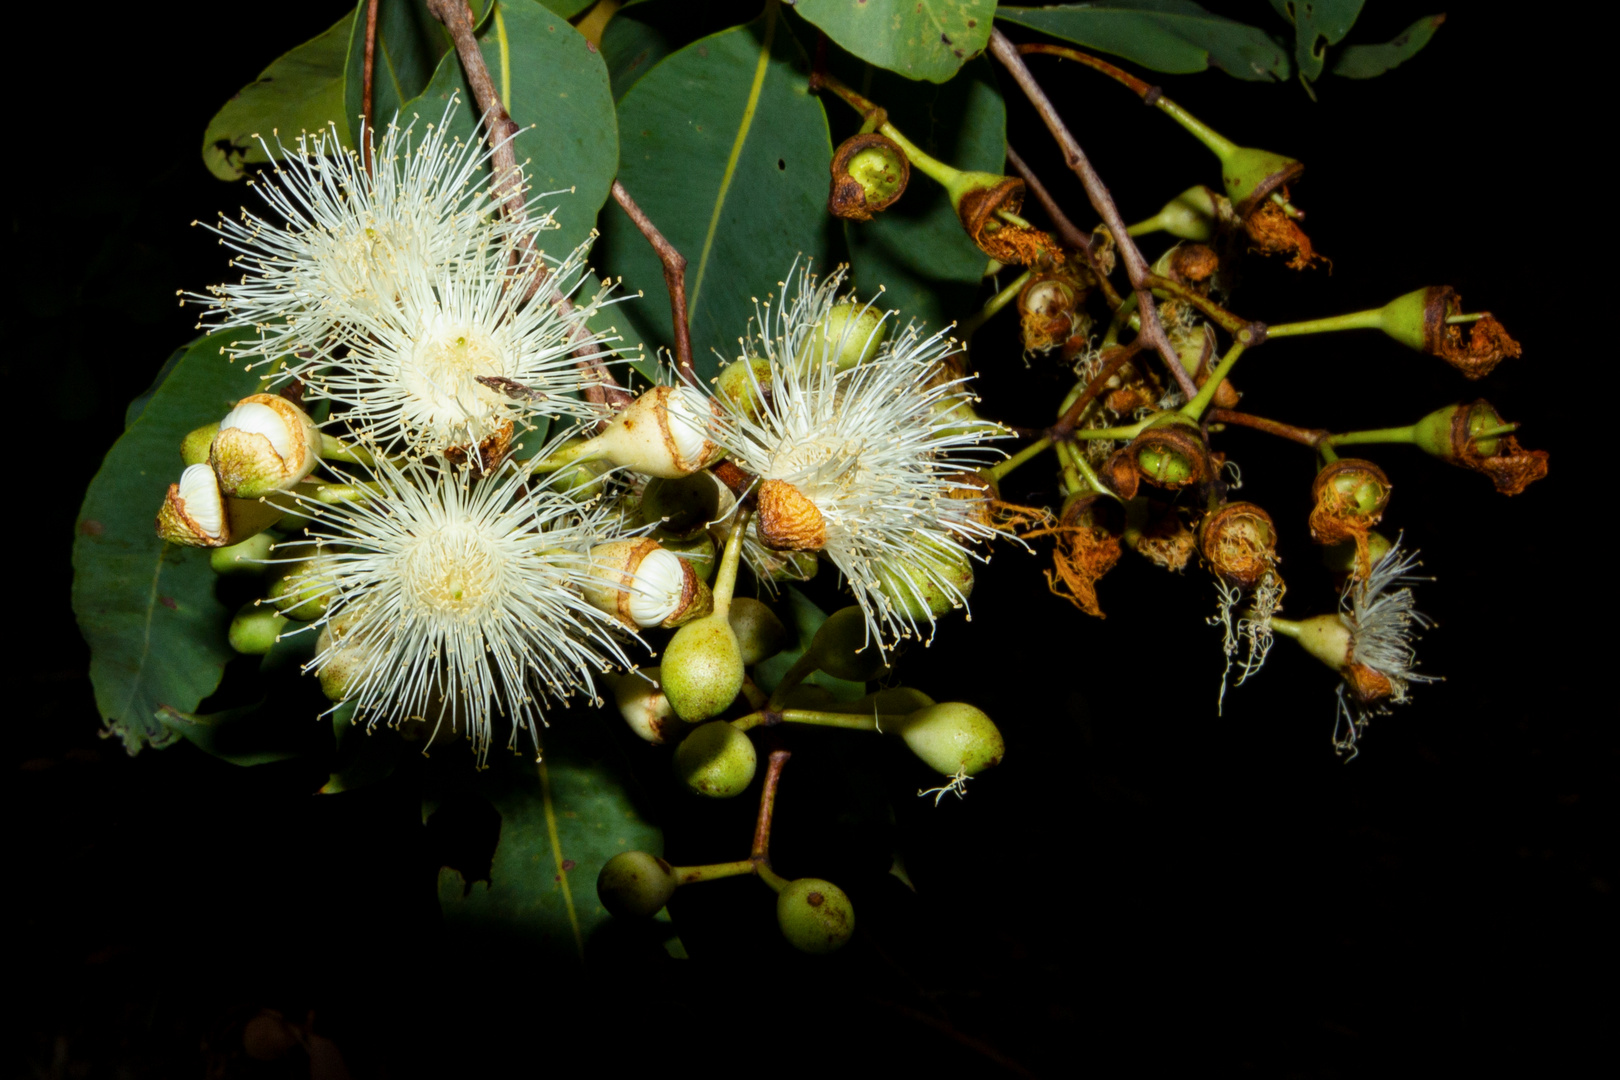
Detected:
left=1050, top=341, right=1141, bottom=437
left=1005, top=144, right=1129, bottom=314
left=362, top=0, right=379, bottom=176
left=1016, top=43, right=1156, bottom=100
left=750, top=750, right=792, bottom=863
left=611, top=180, right=697, bottom=387
left=1208, top=409, right=1326, bottom=448
left=989, top=30, right=1198, bottom=403
left=426, top=0, right=631, bottom=417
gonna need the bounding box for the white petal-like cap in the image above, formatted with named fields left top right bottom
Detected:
left=220, top=401, right=297, bottom=459
left=627, top=547, right=688, bottom=627
left=177, top=463, right=226, bottom=539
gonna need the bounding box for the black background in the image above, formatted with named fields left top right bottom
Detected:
left=7, top=2, right=1606, bottom=1076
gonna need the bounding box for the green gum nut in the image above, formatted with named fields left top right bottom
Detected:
left=875, top=536, right=974, bottom=623
left=548, top=456, right=613, bottom=502
left=1218, top=145, right=1303, bottom=214
left=1413, top=402, right=1507, bottom=462
left=795, top=301, right=888, bottom=373
left=891, top=702, right=1005, bottom=778
left=661, top=614, right=746, bottom=722
left=228, top=603, right=287, bottom=655
left=642, top=473, right=725, bottom=537
left=653, top=528, right=717, bottom=583
left=728, top=597, right=789, bottom=666
left=181, top=422, right=221, bottom=466
left=210, top=531, right=277, bottom=576
left=1291, top=614, right=1353, bottom=671
left=597, top=851, right=680, bottom=918
left=846, top=142, right=908, bottom=205
left=1155, top=186, right=1218, bottom=241
left=268, top=556, right=336, bottom=622
left=673, top=721, right=757, bottom=798
left=1375, top=287, right=1438, bottom=352
left=605, top=668, right=685, bottom=745
left=808, top=606, right=890, bottom=683
left=714, top=357, right=773, bottom=416
left=777, top=878, right=855, bottom=953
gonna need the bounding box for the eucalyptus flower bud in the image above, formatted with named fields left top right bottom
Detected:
left=181, top=422, right=220, bottom=466
left=1128, top=185, right=1224, bottom=241
left=661, top=613, right=746, bottom=721
left=728, top=597, right=789, bottom=665
left=547, top=455, right=613, bottom=502
left=890, top=702, right=1005, bottom=778
left=268, top=555, right=340, bottom=622
left=155, top=463, right=281, bottom=548
left=795, top=300, right=889, bottom=372
left=591, top=386, right=720, bottom=479
left=672, top=720, right=756, bottom=798
left=829, top=132, right=910, bottom=220
left=597, top=851, right=680, bottom=919
left=807, top=605, right=890, bottom=683
left=228, top=602, right=288, bottom=655
left=209, top=531, right=277, bottom=576
left=210, top=393, right=322, bottom=498
left=315, top=617, right=369, bottom=704
left=584, top=539, right=713, bottom=630
left=1412, top=401, right=1549, bottom=495
left=713, top=357, right=774, bottom=417
left=605, top=668, right=684, bottom=744
left=776, top=877, right=855, bottom=954
left=874, top=535, right=974, bottom=624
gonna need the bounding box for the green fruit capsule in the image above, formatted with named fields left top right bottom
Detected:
left=776, top=878, right=855, bottom=954
left=728, top=596, right=789, bottom=665
left=673, top=721, right=757, bottom=798
left=210, top=531, right=276, bottom=576
left=892, top=703, right=1005, bottom=778
left=714, top=357, right=774, bottom=417
left=794, top=301, right=888, bottom=372
left=228, top=603, right=287, bottom=655
left=808, top=606, right=889, bottom=683
left=597, top=851, right=679, bottom=919
left=661, top=613, right=746, bottom=721
left=874, top=536, right=974, bottom=622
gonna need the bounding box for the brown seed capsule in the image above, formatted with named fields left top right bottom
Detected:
left=1129, top=418, right=1210, bottom=490
left=1380, top=287, right=1522, bottom=380
left=1168, top=243, right=1220, bottom=284
left=756, top=480, right=827, bottom=552
left=1415, top=400, right=1548, bottom=495
left=1019, top=271, right=1087, bottom=355
left=1309, top=459, right=1391, bottom=579
left=828, top=132, right=910, bottom=221
left=1124, top=498, right=1195, bottom=573
left=1034, top=494, right=1124, bottom=618
left=955, top=175, right=1060, bottom=266
left=1200, top=502, right=1279, bottom=590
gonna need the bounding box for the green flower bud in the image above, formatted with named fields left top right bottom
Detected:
left=874, top=535, right=974, bottom=624
left=728, top=597, right=789, bottom=666
left=547, top=455, right=613, bottom=502
left=1130, top=186, right=1222, bottom=241
left=597, top=851, right=680, bottom=919
left=794, top=301, right=888, bottom=373
left=228, top=602, right=288, bottom=655
left=829, top=132, right=910, bottom=221
left=209, top=531, right=277, bottom=576
left=155, top=463, right=282, bottom=548
left=891, top=702, right=1005, bottom=778
left=672, top=721, right=757, bottom=798
left=181, top=422, right=220, bottom=466
left=583, top=539, right=713, bottom=630
left=605, top=668, right=686, bottom=744
left=653, top=527, right=717, bottom=583
left=641, top=472, right=731, bottom=538
left=776, top=877, right=855, bottom=954
left=661, top=614, right=746, bottom=721
left=591, top=386, right=720, bottom=479
left=268, top=555, right=339, bottom=622
left=713, top=357, right=774, bottom=418
left=210, top=393, right=322, bottom=498
left=808, top=606, right=890, bottom=683
left=315, top=619, right=368, bottom=704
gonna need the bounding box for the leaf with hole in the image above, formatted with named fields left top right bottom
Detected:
left=795, top=0, right=996, bottom=83
left=1331, top=14, right=1444, bottom=79
left=997, top=2, right=1290, bottom=81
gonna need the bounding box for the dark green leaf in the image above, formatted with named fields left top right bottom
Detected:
left=795, top=0, right=996, bottom=83
left=342, top=0, right=454, bottom=142
left=598, top=9, right=835, bottom=384
left=154, top=701, right=305, bottom=767
left=437, top=723, right=662, bottom=956
left=752, top=587, right=866, bottom=701
left=203, top=13, right=355, bottom=181
left=844, top=60, right=1005, bottom=333
left=600, top=1, right=677, bottom=101
left=1331, top=14, right=1444, bottom=79
left=1270, top=0, right=1364, bottom=84
left=997, top=3, right=1290, bottom=81
left=399, top=1, right=619, bottom=272
left=74, top=330, right=265, bottom=754
left=320, top=703, right=402, bottom=793
left=537, top=0, right=594, bottom=16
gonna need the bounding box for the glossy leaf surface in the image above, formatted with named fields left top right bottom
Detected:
left=1331, top=13, right=1444, bottom=79
left=998, top=2, right=1290, bottom=81
left=795, top=0, right=996, bottom=83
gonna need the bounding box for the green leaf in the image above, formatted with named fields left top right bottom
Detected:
left=537, top=0, right=594, bottom=16
left=1330, top=14, right=1445, bottom=79
left=997, top=3, right=1291, bottom=81
left=436, top=722, right=661, bottom=956
left=1270, top=0, right=1364, bottom=84
left=752, top=587, right=866, bottom=702
left=154, top=701, right=305, bottom=767
left=74, top=330, right=266, bottom=754
left=202, top=13, right=356, bottom=181
left=320, top=703, right=402, bottom=793
left=600, top=1, right=677, bottom=101
left=598, top=9, right=834, bottom=384
left=794, top=0, right=996, bottom=83
left=844, top=60, right=1005, bottom=334
left=399, top=1, right=619, bottom=268
left=342, top=0, right=455, bottom=141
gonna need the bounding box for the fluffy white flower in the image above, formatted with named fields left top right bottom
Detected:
left=711, top=264, right=1005, bottom=649
left=190, top=100, right=527, bottom=365
left=278, top=449, right=637, bottom=762
left=1332, top=540, right=1437, bottom=759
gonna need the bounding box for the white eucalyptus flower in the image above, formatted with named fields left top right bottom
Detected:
left=711, top=264, right=1006, bottom=649
left=1331, top=541, right=1437, bottom=758
left=277, top=448, right=638, bottom=762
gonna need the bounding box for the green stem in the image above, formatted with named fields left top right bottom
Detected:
left=1152, top=96, right=1238, bottom=160
left=672, top=859, right=756, bottom=885
left=318, top=433, right=377, bottom=466
left=764, top=651, right=820, bottom=713
left=734, top=708, right=903, bottom=734
left=756, top=863, right=791, bottom=894
left=960, top=269, right=1031, bottom=339
left=1269, top=616, right=1304, bottom=640
left=1071, top=418, right=1150, bottom=442
left=1266, top=310, right=1386, bottom=338
left=876, top=122, right=958, bottom=189
left=987, top=436, right=1052, bottom=482
left=710, top=508, right=750, bottom=615
left=526, top=438, right=606, bottom=475
left=1180, top=341, right=1245, bottom=420
left=1323, top=425, right=1417, bottom=449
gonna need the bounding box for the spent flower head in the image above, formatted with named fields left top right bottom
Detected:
left=1332, top=539, right=1437, bottom=759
